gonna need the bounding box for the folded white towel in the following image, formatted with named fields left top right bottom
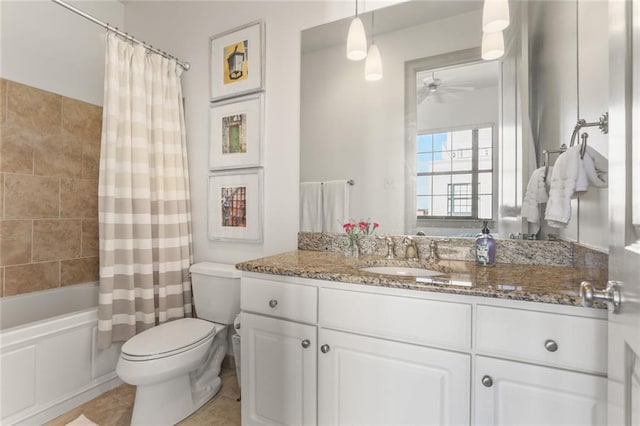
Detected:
left=545, top=145, right=588, bottom=228
left=522, top=166, right=550, bottom=234
left=300, top=182, right=322, bottom=232
left=323, top=180, right=350, bottom=233
left=582, top=146, right=608, bottom=188
left=65, top=414, right=98, bottom=426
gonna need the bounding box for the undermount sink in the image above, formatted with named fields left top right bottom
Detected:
left=359, top=266, right=445, bottom=278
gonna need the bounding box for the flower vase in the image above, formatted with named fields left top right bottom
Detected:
left=345, top=236, right=360, bottom=258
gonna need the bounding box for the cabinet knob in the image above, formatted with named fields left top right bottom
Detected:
left=320, top=344, right=331, bottom=354
left=268, top=299, right=278, bottom=308
left=301, top=339, right=311, bottom=349
left=544, top=339, right=558, bottom=352
left=481, top=375, right=493, bottom=388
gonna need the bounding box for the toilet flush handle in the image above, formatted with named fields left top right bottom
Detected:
left=269, top=299, right=278, bottom=308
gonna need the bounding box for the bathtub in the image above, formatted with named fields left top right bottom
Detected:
left=0, top=282, right=123, bottom=425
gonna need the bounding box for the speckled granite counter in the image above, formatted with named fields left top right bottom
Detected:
left=235, top=250, right=608, bottom=308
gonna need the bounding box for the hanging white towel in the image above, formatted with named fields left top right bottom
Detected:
left=300, top=182, right=323, bottom=232
left=545, top=145, right=588, bottom=228
left=582, top=146, right=608, bottom=188
left=522, top=166, right=550, bottom=234
left=323, top=180, right=350, bottom=233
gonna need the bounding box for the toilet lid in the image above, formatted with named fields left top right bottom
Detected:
left=121, top=318, right=216, bottom=360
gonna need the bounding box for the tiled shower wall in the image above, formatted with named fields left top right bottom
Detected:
left=0, top=78, right=101, bottom=297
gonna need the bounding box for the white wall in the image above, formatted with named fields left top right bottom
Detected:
left=123, top=1, right=405, bottom=264
left=0, top=0, right=124, bottom=105
left=529, top=0, right=608, bottom=251
left=301, top=10, right=483, bottom=235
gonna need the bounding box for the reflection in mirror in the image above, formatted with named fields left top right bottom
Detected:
left=407, top=55, right=499, bottom=237
left=301, top=1, right=490, bottom=236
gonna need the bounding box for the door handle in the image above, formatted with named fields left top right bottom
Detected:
left=580, top=281, right=622, bottom=313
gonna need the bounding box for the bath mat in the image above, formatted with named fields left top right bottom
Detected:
left=65, top=414, right=98, bottom=426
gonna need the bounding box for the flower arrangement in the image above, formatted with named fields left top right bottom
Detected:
left=343, top=219, right=379, bottom=257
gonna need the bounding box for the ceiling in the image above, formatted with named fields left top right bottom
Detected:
left=302, top=0, right=482, bottom=54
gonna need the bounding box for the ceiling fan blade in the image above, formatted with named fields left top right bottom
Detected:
left=417, top=87, right=429, bottom=104
left=446, top=85, right=475, bottom=91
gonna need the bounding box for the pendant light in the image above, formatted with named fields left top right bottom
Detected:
left=346, top=0, right=367, bottom=61
left=482, top=0, right=510, bottom=33
left=365, top=12, right=383, bottom=81
left=481, top=31, right=504, bottom=60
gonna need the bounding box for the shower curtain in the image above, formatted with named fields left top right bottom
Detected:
left=97, top=32, right=193, bottom=349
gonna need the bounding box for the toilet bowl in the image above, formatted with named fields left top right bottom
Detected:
left=115, top=262, right=241, bottom=425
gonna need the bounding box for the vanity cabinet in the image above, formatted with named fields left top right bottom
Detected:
left=240, top=272, right=607, bottom=426
left=317, top=328, right=470, bottom=425
left=474, top=356, right=607, bottom=425
left=241, top=312, right=317, bottom=426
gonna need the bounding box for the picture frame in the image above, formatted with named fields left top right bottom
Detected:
left=208, top=168, right=263, bottom=243
left=210, top=21, right=265, bottom=102
left=209, top=93, right=263, bottom=170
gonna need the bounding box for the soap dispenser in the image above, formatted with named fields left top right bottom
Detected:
left=475, top=220, right=496, bottom=266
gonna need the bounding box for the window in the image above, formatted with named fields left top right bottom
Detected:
left=416, top=126, right=493, bottom=220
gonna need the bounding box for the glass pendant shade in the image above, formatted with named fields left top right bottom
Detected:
left=482, top=0, right=510, bottom=33
left=346, top=16, right=367, bottom=61
left=481, top=31, right=504, bottom=60
left=365, top=43, right=383, bottom=81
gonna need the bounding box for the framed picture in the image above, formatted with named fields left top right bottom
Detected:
left=210, top=21, right=265, bottom=102
left=209, top=93, right=263, bottom=170
left=208, top=168, right=263, bottom=242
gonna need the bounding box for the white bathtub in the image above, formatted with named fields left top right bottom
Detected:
left=0, top=282, right=123, bottom=425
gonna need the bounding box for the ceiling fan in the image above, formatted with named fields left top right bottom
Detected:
left=417, top=71, right=475, bottom=104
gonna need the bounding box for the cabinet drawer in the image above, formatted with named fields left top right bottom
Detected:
left=241, top=277, right=317, bottom=323
left=476, top=305, right=607, bottom=374
left=319, top=288, right=472, bottom=350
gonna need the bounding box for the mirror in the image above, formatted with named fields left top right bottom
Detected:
left=300, top=0, right=529, bottom=237
left=301, top=0, right=608, bottom=245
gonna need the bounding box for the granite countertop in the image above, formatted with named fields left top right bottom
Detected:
left=235, top=250, right=608, bottom=308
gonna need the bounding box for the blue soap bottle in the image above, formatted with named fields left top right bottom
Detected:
left=475, top=220, right=496, bottom=266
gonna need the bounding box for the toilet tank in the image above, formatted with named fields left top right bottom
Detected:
left=189, top=262, right=241, bottom=324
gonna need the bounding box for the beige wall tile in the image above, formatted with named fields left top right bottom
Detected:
left=0, top=267, right=4, bottom=297
left=82, top=219, right=99, bottom=257
left=61, top=256, right=98, bottom=286
left=6, top=81, right=62, bottom=134
left=0, top=126, right=36, bottom=174
left=0, top=78, right=7, bottom=126
left=82, top=140, right=100, bottom=180
left=0, top=174, right=4, bottom=219
left=34, top=131, right=82, bottom=178
left=60, top=178, right=97, bottom=218
left=4, top=261, right=59, bottom=296
left=0, top=220, right=32, bottom=266
left=33, top=219, right=81, bottom=261
left=4, top=174, right=59, bottom=219
left=62, top=97, right=102, bottom=143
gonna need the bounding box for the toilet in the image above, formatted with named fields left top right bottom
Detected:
left=115, top=262, right=241, bottom=425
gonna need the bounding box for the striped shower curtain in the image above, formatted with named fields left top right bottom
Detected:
left=97, top=32, right=193, bottom=349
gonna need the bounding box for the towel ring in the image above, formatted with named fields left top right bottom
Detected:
left=541, top=144, right=567, bottom=183
left=580, top=133, right=588, bottom=159
left=542, top=150, right=550, bottom=183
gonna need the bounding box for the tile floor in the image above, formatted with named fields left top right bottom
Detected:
left=45, top=368, right=241, bottom=426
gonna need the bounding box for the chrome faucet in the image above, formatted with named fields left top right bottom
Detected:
left=428, top=238, right=450, bottom=261
left=377, top=235, right=395, bottom=259
left=403, top=236, right=419, bottom=259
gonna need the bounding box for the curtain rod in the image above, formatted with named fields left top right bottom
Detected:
left=51, top=0, right=191, bottom=71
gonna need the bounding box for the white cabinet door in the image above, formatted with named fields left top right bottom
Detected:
left=474, top=356, right=607, bottom=426
left=318, top=328, right=470, bottom=426
left=241, top=312, right=317, bottom=426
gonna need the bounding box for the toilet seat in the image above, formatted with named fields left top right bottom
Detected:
left=121, top=318, right=217, bottom=361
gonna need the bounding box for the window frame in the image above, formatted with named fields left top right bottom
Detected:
left=415, top=123, right=497, bottom=226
